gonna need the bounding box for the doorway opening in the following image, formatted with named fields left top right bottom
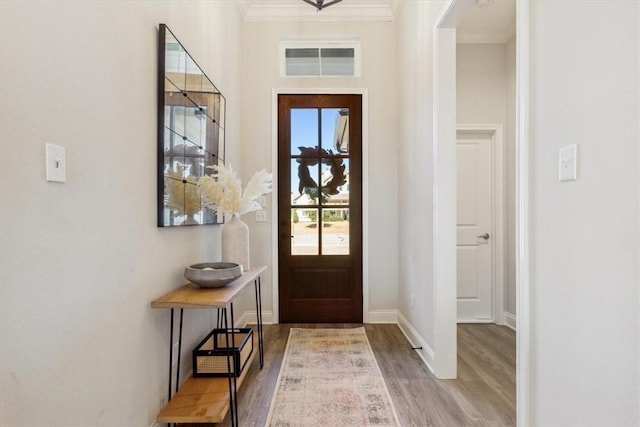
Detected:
left=433, top=0, right=529, bottom=424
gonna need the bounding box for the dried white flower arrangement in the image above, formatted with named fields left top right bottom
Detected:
left=165, top=165, right=202, bottom=216
left=198, top=163, right=273, bottom=218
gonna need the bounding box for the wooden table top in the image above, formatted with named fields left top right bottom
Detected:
left=151, top=266, right=267, bottom=309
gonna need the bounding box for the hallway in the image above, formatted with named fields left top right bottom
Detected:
left=220, top=323, right=516, bottom=426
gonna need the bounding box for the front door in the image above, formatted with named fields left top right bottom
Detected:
left=277, top=94, right=363, bottom=323
left=456, top=132, right=493, bottom=322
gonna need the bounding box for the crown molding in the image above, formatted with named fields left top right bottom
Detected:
left=237, top=1, right=397, bottom=22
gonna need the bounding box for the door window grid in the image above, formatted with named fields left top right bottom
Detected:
left=290, top=107, right=350, bottom=255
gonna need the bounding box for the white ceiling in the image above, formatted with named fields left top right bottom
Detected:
left=237, top=0, right=516, bottom=43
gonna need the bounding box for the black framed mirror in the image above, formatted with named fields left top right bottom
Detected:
left=158, top=24, right=226, bottom=227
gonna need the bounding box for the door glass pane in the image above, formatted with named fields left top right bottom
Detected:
left=292, top=208, right=318, bottom=255
left=291, top=109, right=318, bottom=153
left=320, top=158, right=348, bottom=205
left=322, top=208, right=350, bottom=255
left=321, top=108, right=349, bottom=153
left=292, top=159, right=319, bottom=205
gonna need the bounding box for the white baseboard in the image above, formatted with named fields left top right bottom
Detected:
left=457, top=318, right=493, bottom=324
left=237, top=310, right=275, bottom=327
left=504, top=312, right=517, bottom=331
left=397, top=312, right=435, bottom=375
left=367, top=309, right=398, bottom=324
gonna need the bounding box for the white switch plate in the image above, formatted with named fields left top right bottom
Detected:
left=46, top=143, right=66, bottom=183
left=256, top=210, right=267, bottom=222
left=559, top=144, right=578, bottom=182
left=257, top=195, right=267, bottom=209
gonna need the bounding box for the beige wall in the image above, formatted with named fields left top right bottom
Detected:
left=395, top=0, right=445, bottom=357
left=457, top=43, right=507, bottom=124
left=530, top=1, right=639, bottom=424
left=239, top=20, right=399, bottom=318
left=0, top=2, right=242, bottom=425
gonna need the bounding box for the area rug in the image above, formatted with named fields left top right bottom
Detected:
left=266, top=327, right=400, bottom=427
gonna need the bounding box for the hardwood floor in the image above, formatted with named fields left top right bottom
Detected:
left=212, top=323, right=515, bottom=427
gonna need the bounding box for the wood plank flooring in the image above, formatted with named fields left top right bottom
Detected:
left=208, top=323, right=515, bottom=427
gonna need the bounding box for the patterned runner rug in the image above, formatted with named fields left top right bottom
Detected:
left=266, top=327, right=400, bottom=427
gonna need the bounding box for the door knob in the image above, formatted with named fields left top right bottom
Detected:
left=477, top=233, right=490, bottom=240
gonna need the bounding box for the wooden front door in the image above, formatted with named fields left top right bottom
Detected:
left=278, top=94, right=362, bottom=323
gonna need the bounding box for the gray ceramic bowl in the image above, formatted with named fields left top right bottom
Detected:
left=184, top=262, right=243, bottom=288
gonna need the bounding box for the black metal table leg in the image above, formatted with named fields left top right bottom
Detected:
left=254, top=277, right=264, bottom=368
left=167, top=308, right=184, bottom=427
left=222, top=308, right=234, bottom=427
left=223, top=306, right=239, bottom=427
left=230, top=302, right=239, bottom=427
left=175, top=309, right=183, bottom=395
left=168, top=308, right=174, bottom=403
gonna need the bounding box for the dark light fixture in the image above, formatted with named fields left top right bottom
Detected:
left=302, top=0, right=343, bottom=12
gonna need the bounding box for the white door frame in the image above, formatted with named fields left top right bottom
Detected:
left=270, top=88, right=370, bottom=324
left=456, top=124, right=505, bottom=326
left=433, top=0, right=530, bottom=424
left=514, top=2, right=531, bottom=424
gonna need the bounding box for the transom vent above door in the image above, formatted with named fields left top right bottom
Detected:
left=280, top=41, right=361, bottom=77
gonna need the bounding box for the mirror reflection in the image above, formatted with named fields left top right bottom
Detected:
left=158, top=24, right=225, bottom=227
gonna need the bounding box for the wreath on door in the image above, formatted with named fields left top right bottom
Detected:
left=296, top=147, right=347, bottom=203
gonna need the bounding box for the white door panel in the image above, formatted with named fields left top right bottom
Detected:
left=457, top=246, right=478, bottom=299
left=457, top=134, right=493, bottom=322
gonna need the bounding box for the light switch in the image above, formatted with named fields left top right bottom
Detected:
left=46, top=143, right=66, bottom=183
left=256, top=210, right=267, bottom=222
left=559, top=144, right=578, bottom=182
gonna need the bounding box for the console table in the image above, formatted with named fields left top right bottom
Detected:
left=151, top=266, right=266, bottom=427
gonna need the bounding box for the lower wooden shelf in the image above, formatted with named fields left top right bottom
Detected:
left=156, top=335, right=257, bottom=424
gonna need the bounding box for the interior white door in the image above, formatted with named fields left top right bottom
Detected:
left=457, top=133, right=493, bottom=322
